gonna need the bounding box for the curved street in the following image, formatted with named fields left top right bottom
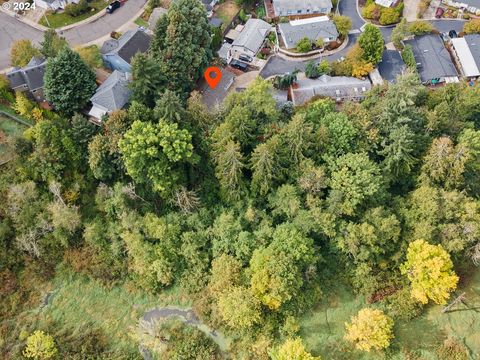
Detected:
left=0, top=0, right=146, bottom=69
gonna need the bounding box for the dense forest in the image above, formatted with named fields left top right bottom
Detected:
left=1, top=0, right=480, bottom=359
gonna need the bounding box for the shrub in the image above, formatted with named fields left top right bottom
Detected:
left=380, top=7, right=400, bottom=25
left=401, top=44, right=416, bottom=70
left=305, top=60, right=321, bottom=79
left=362, top=3, right=380, bottom=20
left=464, top=19, right=480, bottom=34
left=23, top=331, right=58, bottom=359
left=296, top=37, right=312, bottom=53
left=383, top=287, right=423, bottom=321
left=65, top=0, right=89, bottom=17
left=408, top=20, right=435, bottom=35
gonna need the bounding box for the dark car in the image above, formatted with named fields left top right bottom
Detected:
left=230, top=59, right=248, bottom=72
left=106, top=0, right=121, bottom=14
left=239, top=54, right=253, bottom=63
left=449, top=30, right=458, bottom=38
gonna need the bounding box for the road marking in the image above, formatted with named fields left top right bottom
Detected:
left=349, top=29, right=361, bottom=34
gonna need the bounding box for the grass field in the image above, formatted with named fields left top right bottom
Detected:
left=216, top=0, right=239, bottom=29
left=300, top=268, right=480, bottom=359
left=0, top=115, right=26, bottom=163
left=39, top=0, right=109, bottom=28
left=36, top=270, right=192, bottom=354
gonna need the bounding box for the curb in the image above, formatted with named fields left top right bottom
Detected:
left=57, top=6, right=108, bottom=32
left=0, top=7, right=48, bottom=31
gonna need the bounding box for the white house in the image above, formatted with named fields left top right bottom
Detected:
left=272, top=0, right=333, bottom=17
left=228, top=18, right=272, bottom=62
left=34, top=0, right=78, bottom=11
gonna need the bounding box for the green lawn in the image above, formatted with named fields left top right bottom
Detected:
left=0, top=115, right=27, bottom=163
left=36, top=270, right=192, bottom=354
left=39, top=0, right=109, bottom=29
left=300, top=268, right=480, bottom=359
left=134, top=16, right=149, bottom=28
left=255, top=5, right=266, bottom=19
left=216, top=0, right=239, bottom=30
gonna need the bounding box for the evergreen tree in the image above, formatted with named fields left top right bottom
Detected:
left=44, top=47, right=96, bottom=115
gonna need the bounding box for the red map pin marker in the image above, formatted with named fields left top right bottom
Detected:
left=204, top=67, right=222, bottom=89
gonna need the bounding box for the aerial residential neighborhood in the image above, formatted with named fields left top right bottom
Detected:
left=0, top=0, right=480, bottom=359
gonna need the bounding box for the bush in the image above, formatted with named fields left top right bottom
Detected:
left=401, top=44, right=416, bottom=70
left=408, top=20, right=435, bottom=35
left=64, top=0, right=89, bottom=17
left=0, top=75, right=15, bottom=104
left=362, top=3, right=380, bottom=20
left=383, top=287, right=423, bottom=321
left=305, top=60, right=321, bottom=79
left=296, top=37, right=312, bottom=53
left=380, top=7, right=400, bottom=25
left=464, top=19, right=480, bottom=34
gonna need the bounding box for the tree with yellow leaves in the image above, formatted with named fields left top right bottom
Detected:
left=401, top=239, right=458, bottom=305
left=23, top=331, right=58, bottom=359
left=270, top=338, right=320, bottom=360
left=345, top=308, right=394, bottom=352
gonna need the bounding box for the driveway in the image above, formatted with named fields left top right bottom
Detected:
left=338, top=0, right=365, bottom=30
left=0, top=0, right=146, bottom=69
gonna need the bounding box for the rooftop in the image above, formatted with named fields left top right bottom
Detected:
left=232, top=18, right=272, bottom=54
left=450, top=37, right=480, bottom=78
left=278, top=16, right=339, bottom=49
left=7, top=56, right=47, bottom=91
left=101, top=28, right=151, bottom=64
left=90, top=70, right=131, bottom=112
left=292, top=74, right=371, bottom=105
left=465, top=34, right=480, bottom=71
left=403, top=34, right=458, bottom=82
left=272, top=0, right=333, bottom=14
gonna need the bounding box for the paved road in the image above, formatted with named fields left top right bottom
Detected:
left=0, top=12, right=43, bottom=69
left=0, top=0, right=145, bottom=69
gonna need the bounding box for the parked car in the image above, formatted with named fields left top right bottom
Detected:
left=449, top=30, right=458, bottom=38
left=106, top=0, right=121, bottom=14
left=435, top=7, right=445, bottom=18
left=239, top=54, right=253, bottom=63
left=230, top=60, right=248, bottom=72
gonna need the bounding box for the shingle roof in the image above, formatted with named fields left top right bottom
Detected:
left=273, top=0, right=333, bottom=14
left=90, top=70, right=131, bottom=112
left=465, top=34, right=480, bottom=71
left=278, top=17, right=338, bottom=49
left=6, top=56, right=46, bottom=91
left=292, top=75, right=371, bottom=105
left=404, top=34, right=458, bottom=82
left=101, top=29, right=151, bottom=64
left=450, top=37, right=480, bottom=78
left=232, top=18, right=272, bottom=54
left=378, top=50, right=406, bottom=83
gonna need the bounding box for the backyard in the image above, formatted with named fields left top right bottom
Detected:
left=39, top=0, right=109, bottom=28
left=215, top=0, right=240, bottom=29
left=300, top=267, right=480, bottom=359
left=0, top=115, right=27, bottom=163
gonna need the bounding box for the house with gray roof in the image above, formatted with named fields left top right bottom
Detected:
left=35, top=0, right=78, bottom=11
left=88, top=70, right=131, bottom=122
left=101, top=28, right=151, bottom=72
left=278, top=16, right=338, bottom=49
left=291, top=74, right=372, bottom=106
left=7, top=56, right=47, bottom=102
left=450, top=36, right=480, bottom=79
left=272, top=0, right=333, bottom=17
left=403, top=34, right=459, bottom=84
left=464, top=34, right=480, bottom=78
left=228, top=18, right=272, bottom=62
